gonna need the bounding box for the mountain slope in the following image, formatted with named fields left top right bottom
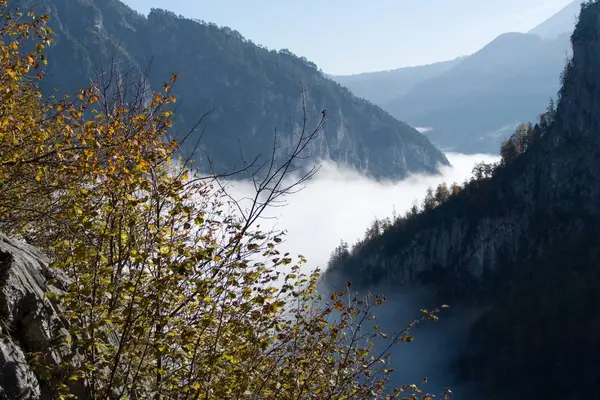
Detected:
left=330, top=58, right=464, bottom=106
left=326, top=1, right=600, bottom=398
left=529, top=0, right=581, bottom=38
left=19, top=0, right=449, bottom=179
left=384, top=31, right=571, bottom=153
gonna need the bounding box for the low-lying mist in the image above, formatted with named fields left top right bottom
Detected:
left=224, top=152, right=499, bottom=274
left=220, top=152, right=500, bottom=398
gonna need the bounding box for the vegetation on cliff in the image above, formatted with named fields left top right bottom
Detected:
left=326, top=99, right=556, bottom=289
left=326, top=2, right=600, bottom=398
left=21, top=0, right=449, bottom=180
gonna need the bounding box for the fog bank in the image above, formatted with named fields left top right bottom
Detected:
left=224, top=152, right=500, bottom=275
left=220, top=151, right=499, bottom=398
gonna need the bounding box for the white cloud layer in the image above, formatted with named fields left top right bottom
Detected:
left=214, top=152, right=500, bottom=397
left=223, top=152, right=500, bottom=275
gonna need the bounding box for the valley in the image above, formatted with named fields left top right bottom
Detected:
left=0, top=0, right=596, bottom=399
left=333, top=1, right=579, bottom=154
left=326, top=1, right=600, bottom=398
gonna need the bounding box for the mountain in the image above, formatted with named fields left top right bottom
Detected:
left=383, top=31, right=571, bottom=153
left=529, top=0, right=581, bottom=39
left=331, top=3, right=580, bottom=155
left=16, top=0, right=449, bottom=180
left=330, top=58, right=464, bottom=106
left=326, top=1, right=600, bottom=398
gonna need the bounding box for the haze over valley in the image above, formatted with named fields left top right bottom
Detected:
left=333, top=1, right=580, bottom=154
left=224, top=152, right=500, bottom=276
left=0, top=1, right=599, bottom=399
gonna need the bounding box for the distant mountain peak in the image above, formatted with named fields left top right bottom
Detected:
left=529, top=1, right=581, bottom=39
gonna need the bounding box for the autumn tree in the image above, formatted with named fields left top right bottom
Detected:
left=408, top=201, right=420, bottom=218
left=499, top=98, right=558, bottom=167
left=422, top=187, right=436, bottom=212
left=0, top=4, right=446, bottom=400
left=450, top=182, right=462, bottom=196
left=381, top=216, right=393, bottom=231
left=514, top=123, right=532, bottom=154
left=539, top=98, right=556, bottom=132
left=434, top=182, right=451, bottom=204
left=500, top=135, right=518, bottom=165
left=365, top=218, right=382, bottom=241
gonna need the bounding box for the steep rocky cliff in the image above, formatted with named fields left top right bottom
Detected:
left=326, top=1, right=600, bottom=398
left=15, top=0, right=449, bottom=180
left=327, top=0, right=600, bottom=295
left=0, top=234, right=70, bottom=399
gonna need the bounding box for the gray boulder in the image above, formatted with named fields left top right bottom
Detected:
left=0, top=234, right=71, bottom=399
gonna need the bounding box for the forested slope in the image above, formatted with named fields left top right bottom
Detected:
left=326, top=1, right=600, bottom=397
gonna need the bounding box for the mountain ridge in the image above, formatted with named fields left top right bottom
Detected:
left=19, top=0, right=449, bottom=180
left=331, top=4, right=578, bottom=154
left=529, top=0, right=581, bottom=38
left=330, top=58, right=465, bottom=106
left=383, top=30, right=571, bottom=153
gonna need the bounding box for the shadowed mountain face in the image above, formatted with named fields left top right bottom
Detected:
left=325, top=1, right=600, bottom=398
left=14, top=0, right=448, bottom=180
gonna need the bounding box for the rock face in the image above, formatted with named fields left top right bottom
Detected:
left=325, top=2, right=600, bottom=397
left=15, top=0, right=449, bottom=180
left=326, top=1, right=600, bottom=295
left=0, top=234, right=69, bottom=399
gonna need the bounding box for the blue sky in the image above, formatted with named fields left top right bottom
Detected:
left=122, top=0, right=573, bottom=75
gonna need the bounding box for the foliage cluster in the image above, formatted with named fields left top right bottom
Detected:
left=0, top=4, right=446, bottom=399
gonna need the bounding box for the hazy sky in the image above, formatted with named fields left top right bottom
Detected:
left=122, top=0, right=573, bottom=75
